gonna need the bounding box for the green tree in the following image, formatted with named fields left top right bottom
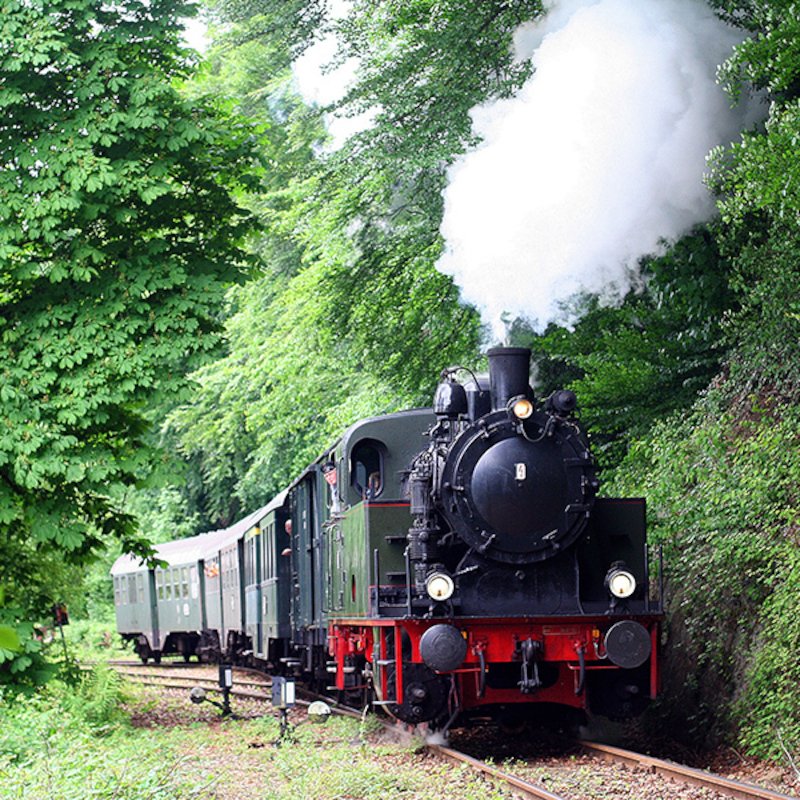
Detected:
left=168, top=0, right=552, bottom=517
left=0, top=0, right=262, bottom=681
left=604, top=0, right=800, bottom=754
left=707, top=0, right=800, bottom=389
left=522, top=228, right=735, bottom=472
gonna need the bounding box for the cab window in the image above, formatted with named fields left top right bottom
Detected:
left=351, top=440, right=384, bottom=499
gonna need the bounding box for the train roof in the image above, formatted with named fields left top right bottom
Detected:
left=286, top=407, right=432, bottom=491
left=204, top=489, right=288, bottom=556
left=110, top=528, right=228, bottom=576
left=338, top=407, right=431, bottom=453
left=109, top=490, right=289, bottom=576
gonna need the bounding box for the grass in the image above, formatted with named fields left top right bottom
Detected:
left=0, top=693, right=214, bottom=800
left=0, top=670, right=512, bottom=800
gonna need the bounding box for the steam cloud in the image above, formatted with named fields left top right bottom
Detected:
left=437, top=0, right=756, bottom=336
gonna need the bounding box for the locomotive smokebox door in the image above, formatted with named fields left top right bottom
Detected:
left=439, top=413, right=596, bottom=565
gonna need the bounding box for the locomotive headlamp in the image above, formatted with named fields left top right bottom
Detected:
left=510, top=397, right=534, bottom=420
left=606, top=564, right=636, bottom=599
left=426, top=572, right=455, bottom=601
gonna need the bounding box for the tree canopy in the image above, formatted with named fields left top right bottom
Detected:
left=166, top=0, right=549, bottom=519
left=0, top=0, right=262, bottom=680
left=4, top=0, right=800, bottom=756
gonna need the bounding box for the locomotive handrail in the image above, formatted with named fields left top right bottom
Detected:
left=477, top=649, right=486, bottom=698
left=575, top=645, right=586, bottom=695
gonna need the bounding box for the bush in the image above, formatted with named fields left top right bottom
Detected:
left=57, top=618, right=129, bottom=665
left=61, top=665, right=131, bottom=733
left=609, top=390, right=800, bottom=756
left=0, top=678, right=214, bottom=799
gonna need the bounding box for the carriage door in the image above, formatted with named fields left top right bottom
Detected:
left=291, top=475, right=316, bottom=638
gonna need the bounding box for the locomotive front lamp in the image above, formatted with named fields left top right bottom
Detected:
left=510, top=397, right=534, bottom=420
left=426, top=572, right=455, bottom=601
left=605, top=564, right=636, bottom=599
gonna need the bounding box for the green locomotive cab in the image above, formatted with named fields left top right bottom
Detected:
left=285, top=409, right=431, bottom=689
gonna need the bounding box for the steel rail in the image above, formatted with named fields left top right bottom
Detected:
left=112, top=667, right=269, bottom=690
left=580, top=741, right=797, bottom=800
left=112, top=670, right=273, bottom=702
left=428, top=745, right=570, bottom=800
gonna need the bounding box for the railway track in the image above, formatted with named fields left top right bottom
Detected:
left=430, top=744, right=568, bottom=800
left=578, top=741, right=798, bottom=800
left=434, top=740, right=799, bottom=800
left=110, top=662, right=273, bottom=702
left=109, top=663, right=797, bottom=800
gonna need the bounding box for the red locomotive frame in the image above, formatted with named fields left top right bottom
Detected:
left=328, top=614, right=660, bottom=715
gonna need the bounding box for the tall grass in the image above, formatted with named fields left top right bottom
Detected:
left=0, top=666, right=214, bottom=799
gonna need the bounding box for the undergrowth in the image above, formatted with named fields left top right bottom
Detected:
left=52, top=618, right=130, bottom=665
left=609, top=389, right=800, bottom=759
left=0, top=671, right=508, bottom=800
left=0, top=666, right=213, bottom=799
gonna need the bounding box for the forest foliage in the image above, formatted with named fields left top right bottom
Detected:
left=1, top=0, right=800, bottom=758
left=0, top=0, right=262, bottom=686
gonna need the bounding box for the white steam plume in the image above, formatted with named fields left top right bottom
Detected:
left=437, top=0, right=756, bottom=336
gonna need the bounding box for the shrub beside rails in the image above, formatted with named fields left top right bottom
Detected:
left=112, top=347, right=663, bottom=731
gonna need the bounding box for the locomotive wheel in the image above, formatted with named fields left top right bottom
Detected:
left=386, top=662, right=450, bottom=724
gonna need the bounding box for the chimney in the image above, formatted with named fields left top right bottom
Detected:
left=487, top=347, right=532, bottom=412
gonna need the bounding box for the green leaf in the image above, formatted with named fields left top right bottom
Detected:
left=0, top=625, right=21, bottom=654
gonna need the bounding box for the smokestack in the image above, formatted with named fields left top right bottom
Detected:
left=487, top=347, right=532, bottom=411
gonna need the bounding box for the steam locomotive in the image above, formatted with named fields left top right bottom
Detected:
left=112, top=347, right=662, bottom=730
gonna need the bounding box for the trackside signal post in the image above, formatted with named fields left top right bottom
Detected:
left=189, top=662, right=235, bottom=717
left=271, top=676, right=296, bottom=744
left=52, top=603, right=70, bottom=662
